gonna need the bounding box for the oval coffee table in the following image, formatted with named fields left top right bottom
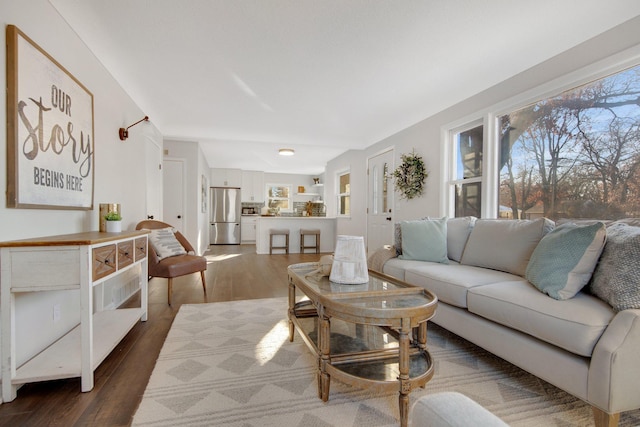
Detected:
left=287, top=262, right=438, bottom=427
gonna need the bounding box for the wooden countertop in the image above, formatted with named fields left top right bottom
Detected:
left=0, top=230, right=149, bottom=247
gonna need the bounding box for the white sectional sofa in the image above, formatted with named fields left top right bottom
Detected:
left=373, top=217, right=640, bottom=427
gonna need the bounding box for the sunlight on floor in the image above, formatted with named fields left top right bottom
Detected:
left=255, top=319, right=290, bottom=366
left=205, top=253, right=242, bottom=262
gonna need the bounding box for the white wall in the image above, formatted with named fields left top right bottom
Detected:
left=163, top=139, right=211, bottom=255
left=325, top=16, right=640, bottom=246
left=325, top=150, right=367, bottom=238
left=1, top=0, right=159, bottom=364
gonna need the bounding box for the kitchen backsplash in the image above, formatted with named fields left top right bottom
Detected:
left=241, top=202, right=326, bottom=217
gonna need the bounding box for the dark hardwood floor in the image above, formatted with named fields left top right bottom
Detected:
left=0, top=244, right=322, bottom=426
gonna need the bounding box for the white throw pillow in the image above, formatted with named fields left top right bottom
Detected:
left=526, top=222, right=606, bottom=300
left=147, top=227, right=187, bottom=260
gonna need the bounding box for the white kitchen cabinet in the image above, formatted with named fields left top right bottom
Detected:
left=0, top=231, right=149, bottom=402
left=241, top=216, right=257, bottom=242
left=241, top=170, right=265, bottom=203
left=211, top=168, right=242, bottom=187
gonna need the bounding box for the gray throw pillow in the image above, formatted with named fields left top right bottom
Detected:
left=526, top=222, right=606, bottom=300
left=589, top=222, right=640, bottom=311
left=394, top=222, right=403, bottom=256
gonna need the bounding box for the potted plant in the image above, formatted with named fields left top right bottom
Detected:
left=104, top=211, right=122, bottom=232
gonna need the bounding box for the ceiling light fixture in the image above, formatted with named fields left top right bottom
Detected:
left=119, top=116, right=149, bottom=141
left=279, top=148, right=295, bottom=156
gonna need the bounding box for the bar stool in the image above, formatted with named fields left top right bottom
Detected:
left=300, top=229, right=321, bottom=254
left=269, top=229, right=290, bottom=254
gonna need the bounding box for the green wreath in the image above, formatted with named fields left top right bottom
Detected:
left=392, top=150, right=427, bottom=200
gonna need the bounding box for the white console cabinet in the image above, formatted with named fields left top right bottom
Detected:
left=0, top=231, right=149, bottom=402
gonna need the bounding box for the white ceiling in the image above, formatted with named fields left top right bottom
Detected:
left=50, top=0, right=640, bottom=175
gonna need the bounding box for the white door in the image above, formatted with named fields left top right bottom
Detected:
left=163, top=159, right=185, bottom=232
left=145, top=136, right=163, bottom=221
left=367, top=149, right=394, bottom=253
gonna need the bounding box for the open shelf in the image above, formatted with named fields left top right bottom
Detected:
left=13, top=308, right=143, bottom=384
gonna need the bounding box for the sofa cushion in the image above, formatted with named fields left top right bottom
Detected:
left=460, top=218, right=554, bottom=276
left=404, top=263, right=524, bottom=308
left=590, top=222, right=640, bottom=311
left=445, top=216, right=476, bottom=262
left=526, top=222, right=606, bottom=300
left=382, top=258, right=428, bottom=281
left=399, top=218, right=449, bottom=264
left=467, top=281, right=614, bottom=357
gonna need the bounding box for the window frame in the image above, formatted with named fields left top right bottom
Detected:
left=265, top=183, right=293, bottom=213
left=441, top=47, right=640, bottom=219
left=336, top=169, right=351, bottom=217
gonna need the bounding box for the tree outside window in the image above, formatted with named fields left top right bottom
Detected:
left=499, top=65, right=640, bottom=221
left=266, top=184, right=292, bottom=212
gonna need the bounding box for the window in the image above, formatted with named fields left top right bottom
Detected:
left=266, top=184, right=292, bottom=212
left=337, top=171, right=350, bottom=216
left=447, top=62, right=640, bottom=221
left=449, top=123, right=484, bottom=218
left=498, top=65, right=640, bottom=221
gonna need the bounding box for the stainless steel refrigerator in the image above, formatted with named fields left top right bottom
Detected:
left=210, top=187, right=241, bottom=244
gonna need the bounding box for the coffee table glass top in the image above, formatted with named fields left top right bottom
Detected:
left=288, top=262, right=412, bottom=296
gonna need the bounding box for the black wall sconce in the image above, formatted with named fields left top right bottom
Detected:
left=119, top=116, right=149, bottom=141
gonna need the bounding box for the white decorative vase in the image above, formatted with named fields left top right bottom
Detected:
left=329, top=235, right=369, bottom=284
left=106, top=220, right=122, bottom=233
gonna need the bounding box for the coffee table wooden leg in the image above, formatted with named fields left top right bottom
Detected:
left=318, top=305, right=331, bottom=402
left=398, top=319, right=411, bottom=427
left=417, top=321, right=427, bottom=350
left=288, top=280, right=295, bottom=342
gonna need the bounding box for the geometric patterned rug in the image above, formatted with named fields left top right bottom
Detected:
left=131, top=297, right=640, bottom=426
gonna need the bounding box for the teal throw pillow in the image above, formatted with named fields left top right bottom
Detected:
left=526, top=222, right=606, bottom=300
left=398, top=218, right=448, bottom=264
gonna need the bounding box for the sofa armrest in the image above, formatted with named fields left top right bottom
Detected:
left=588, top=309, right=640, bottom=413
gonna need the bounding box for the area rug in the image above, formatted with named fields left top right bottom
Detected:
left=132, top=297, right=640, bottom=426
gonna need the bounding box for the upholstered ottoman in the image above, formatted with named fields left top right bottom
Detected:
left=410, top=392, right=508, bottom=427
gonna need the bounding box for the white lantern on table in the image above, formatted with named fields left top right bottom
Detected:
left=329, top=235, right=369, bottom=284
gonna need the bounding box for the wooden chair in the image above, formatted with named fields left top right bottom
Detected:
left=136, top=220, right=207, bottom=305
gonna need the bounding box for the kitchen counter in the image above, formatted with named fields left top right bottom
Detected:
left=255, top=216, right=336, bottom=254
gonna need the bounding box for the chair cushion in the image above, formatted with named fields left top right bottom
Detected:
left=467, top=281, right=614, bottom=357
left=147, top=227, right=187, bottom=260
left=526, top=221, right=606, bottom=300
left=151, top=253, right=207, bottom=278
left=410, top=392, right=508, bottom=427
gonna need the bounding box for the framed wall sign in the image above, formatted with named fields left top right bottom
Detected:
left=6, top=25, right=95, bottom=210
